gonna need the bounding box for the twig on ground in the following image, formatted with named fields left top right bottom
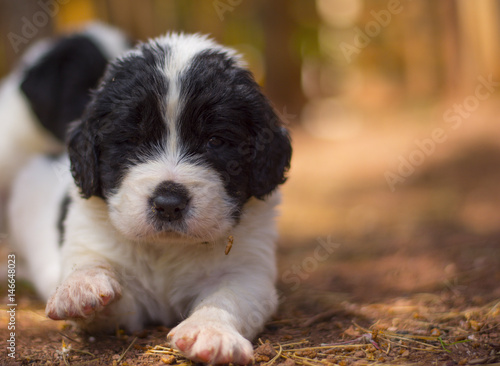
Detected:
left=263, top=343, right=283, bottom=366
left=117, top=336, right=137, bottom=363
left=58, top=332, right=81, bottom=344
left=321, top=333, right=381, bottom=350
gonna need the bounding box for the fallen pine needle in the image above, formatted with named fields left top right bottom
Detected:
left=278, top=340, right=310, bottom=348
left=378, top=334, right=440, bottom=349
left=146, top=345, right=192, bottom=365
left=286, top=344, right=366, bottom=351
left=321, top=333, right=381, bottom=350
left=378, top=336, right=443, bottom=353
left=148, top=349, right=178, bottom=355
left=438, top=336, right=470, bottom=353
left=288, top=354, right=324, bottom=366
left=71, top=348, right=96, bottom=357
left=117, top=337, right=137, bottom=363
left=383, top=332, right=444, bottom=342
left=263, top=343, right=283, bottom=366
left=58, top=332, right=81, bottom=344
left=146, top=345, right=184, bottom=356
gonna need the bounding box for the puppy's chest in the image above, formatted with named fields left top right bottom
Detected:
left=117, top=243, right=227, bottom=305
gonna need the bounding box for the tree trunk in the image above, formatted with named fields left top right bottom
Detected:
left=261, top=0, right=305, bottom=122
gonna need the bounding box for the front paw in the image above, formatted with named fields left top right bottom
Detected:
left=168, top=320, right=254, bottom=365
left=46, top=267, right=122, bottom=320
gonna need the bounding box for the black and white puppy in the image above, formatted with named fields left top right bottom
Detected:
left=0, top=22, right=129, bottom=192
left=9, top=33, right=291, bottom=364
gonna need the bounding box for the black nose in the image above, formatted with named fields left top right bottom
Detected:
left=150, top=181, right=190, bottom=222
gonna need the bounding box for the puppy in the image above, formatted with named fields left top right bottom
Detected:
left=8, top=33, right=292, bottom=364
left=0, top=22, right=129, bottom=192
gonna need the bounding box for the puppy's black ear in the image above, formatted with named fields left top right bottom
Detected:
left=249, top=102, right=292, bottom=199
left=20, top=35, right=108, bottom=142
left=67, top=119, right=102, bottom=199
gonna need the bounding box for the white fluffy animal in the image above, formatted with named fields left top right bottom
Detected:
left=8, top=33, right=291, bottom=364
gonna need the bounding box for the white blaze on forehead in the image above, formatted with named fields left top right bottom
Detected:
left=150, top=33, right=241, bottom=159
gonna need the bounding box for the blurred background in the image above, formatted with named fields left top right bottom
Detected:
left=1, top=0, right=499, bottom=305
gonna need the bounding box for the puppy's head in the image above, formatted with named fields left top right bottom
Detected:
left=68, top=33, right=291, bottom=243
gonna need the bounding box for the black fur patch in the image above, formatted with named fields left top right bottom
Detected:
left=57, top=194, right=71, bottom=246
left=20, top=35, right=109, bottom=141
left=178, top=50, right=292, bottom=207
left=68, top=41, right=169, bottom=198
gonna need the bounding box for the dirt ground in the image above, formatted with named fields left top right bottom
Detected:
left=0, top=98, right=499, bottom=365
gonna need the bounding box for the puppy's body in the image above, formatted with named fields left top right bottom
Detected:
left=10, top=157, right=279, bottom=362
left=9, top=33, right=291, bottom=364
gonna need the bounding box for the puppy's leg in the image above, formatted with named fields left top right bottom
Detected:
left=46, top=265, right=121, bottom=321
left=168, top=278, right=277, bottom=365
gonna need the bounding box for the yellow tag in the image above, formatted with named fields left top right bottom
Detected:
left=225, top=235, right=234, bottom=255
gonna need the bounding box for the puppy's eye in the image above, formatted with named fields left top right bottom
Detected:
left=207, top=136, right=225, bottom=149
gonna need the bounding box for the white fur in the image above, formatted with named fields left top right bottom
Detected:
left=8, top=156, right=71, bottom=300
left=0, top=76, right=60, bottom=190
left=107, top=152, right=237, bottom=243
left=54, top=182, right=279, bottom=330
